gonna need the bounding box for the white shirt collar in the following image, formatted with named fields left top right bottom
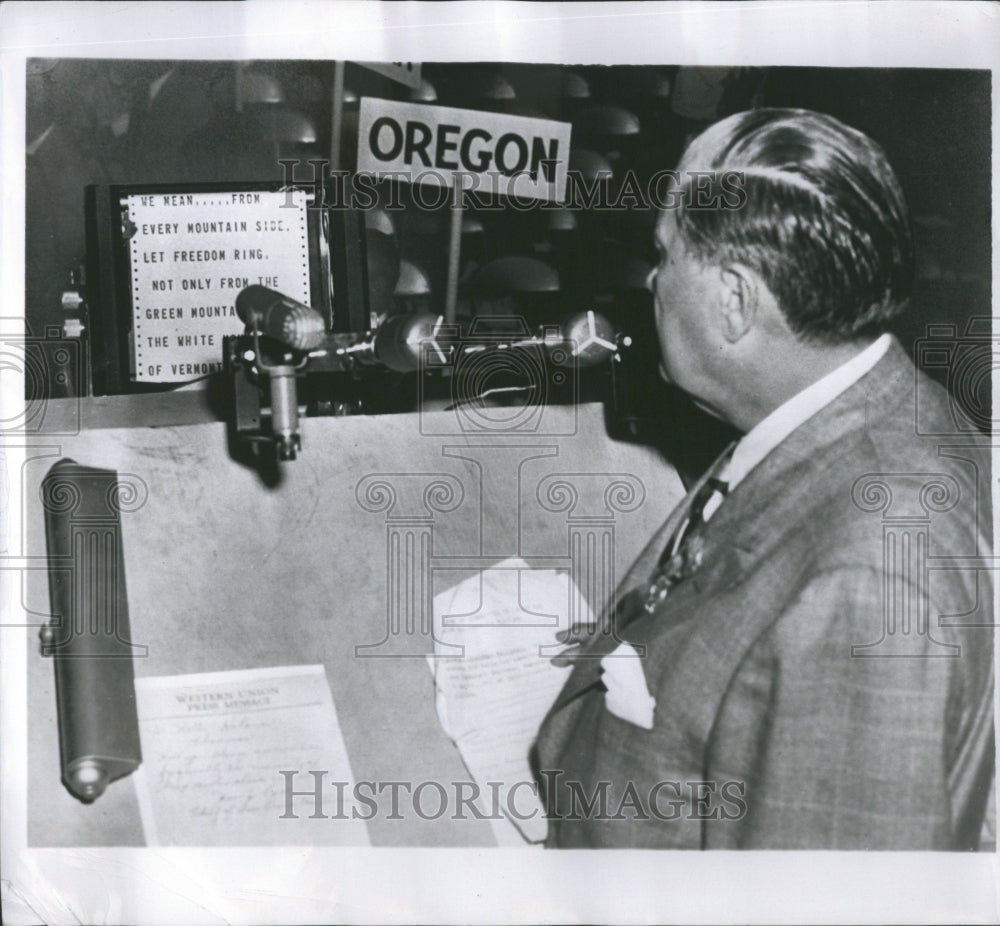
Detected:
left=723, top=333, right=893, bottom=491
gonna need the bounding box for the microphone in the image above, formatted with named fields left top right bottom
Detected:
left=371, top=313, right=451, bottom=373
left=229, top=285, right=624, bottom=461
left=557, top=310, right=621, bottom=367
left=235, top=285, right=326, bottom=351
left=235, top=285, right=328, bottom=461
left=343, top=310, right=621, bottom=374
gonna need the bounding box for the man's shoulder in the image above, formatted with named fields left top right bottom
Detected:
left=799, top=344, right=989, bottom=514
left=860, top=339, right=988, bottom=454
left=800, top=426, right=989, bottom=561
left=854, top=363, right=991, bottom=518
left=729, top=353, right=991, bottom=579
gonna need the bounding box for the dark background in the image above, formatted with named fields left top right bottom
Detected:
left=24, top=61, right=992, bottom=476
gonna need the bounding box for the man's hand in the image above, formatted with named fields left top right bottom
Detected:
left=551, top=623, right=598, bottom=667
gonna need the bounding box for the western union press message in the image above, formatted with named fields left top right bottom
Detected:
left=126, top=190, right=312, bottom=383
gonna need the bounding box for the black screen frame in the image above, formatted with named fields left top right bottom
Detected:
left=85, top=180, right=332, bottom=396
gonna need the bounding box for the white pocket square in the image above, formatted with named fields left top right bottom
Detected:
left=600, top=642, right=655, bottom=729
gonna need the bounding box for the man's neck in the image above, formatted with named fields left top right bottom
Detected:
left=721, top=338, right=878, bottom=433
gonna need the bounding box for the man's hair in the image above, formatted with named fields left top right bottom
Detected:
left=674, top=108, right=914, bottom=343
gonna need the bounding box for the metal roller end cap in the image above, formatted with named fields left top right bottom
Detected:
left=67, top=759, right=108, bottom=802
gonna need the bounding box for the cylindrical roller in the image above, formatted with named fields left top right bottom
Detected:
left=41, top=459, right=143, bottom=802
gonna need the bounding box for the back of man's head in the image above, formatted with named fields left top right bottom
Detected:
left=673, top=108, right=914, bottom=344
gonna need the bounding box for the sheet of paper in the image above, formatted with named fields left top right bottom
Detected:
left=133, top=664, right=369, bottom=846
left=429, top=558, right=587, bottom=844
left=125, top=189, right=311, bottom=383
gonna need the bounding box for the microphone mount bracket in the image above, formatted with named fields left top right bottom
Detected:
left=224, top=300, right=625, bottom=462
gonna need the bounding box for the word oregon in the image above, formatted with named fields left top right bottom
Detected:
left=367, top=116, right=561, bottom=182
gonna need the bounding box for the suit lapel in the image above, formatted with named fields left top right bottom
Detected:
left=547, top=457, right=733, bottom=711
left=619, top=341, right=917, bottom=743
left=538, top=340, right=916, bottom=762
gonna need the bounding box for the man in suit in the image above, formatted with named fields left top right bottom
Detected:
left=534, top=109, right=994, bottom=849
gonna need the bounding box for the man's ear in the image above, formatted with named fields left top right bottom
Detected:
left=718, top=264, right=757, bottom=342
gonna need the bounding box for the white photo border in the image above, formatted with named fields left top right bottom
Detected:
left=1, top=2, right=997, bottom=924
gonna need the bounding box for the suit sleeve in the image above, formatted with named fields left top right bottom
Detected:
left=704, top=566, right=994, bottom=850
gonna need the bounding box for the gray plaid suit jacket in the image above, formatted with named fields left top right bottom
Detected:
left=534, top=339, right=994, bottom=849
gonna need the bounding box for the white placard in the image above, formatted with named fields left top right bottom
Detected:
left=125, top=189, right=312, bottom=383
left=357, top=98, right=572, bottom=203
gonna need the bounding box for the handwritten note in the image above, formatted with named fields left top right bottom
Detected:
left=133, top=665, right=368, bottom=846
left=125, top=189, right=311, bottom=382
left=429, top=558, right=587, bottom=844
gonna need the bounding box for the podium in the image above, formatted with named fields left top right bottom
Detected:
left=21, top=402, right=683, bottom=847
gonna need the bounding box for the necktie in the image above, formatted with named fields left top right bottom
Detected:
left=644, top=443, right=735, bottom=614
